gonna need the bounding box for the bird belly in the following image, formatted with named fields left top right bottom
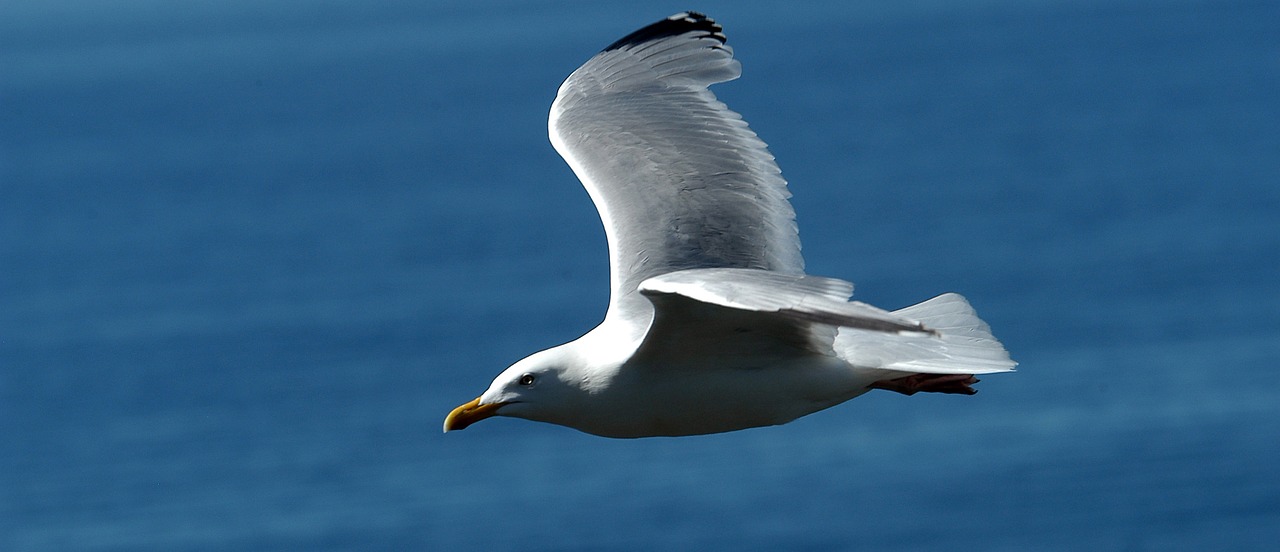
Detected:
left=578, top=354, right=867, bottom=438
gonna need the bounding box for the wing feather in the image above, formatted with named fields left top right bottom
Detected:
left=549, top=13, right=802, bottom=327
left=640, top=268, right=932, bottom=336
left=633, top=269, right=1015, bottom=375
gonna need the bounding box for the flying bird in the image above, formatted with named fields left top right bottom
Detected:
left=444, top=12, right=1014, bottom=438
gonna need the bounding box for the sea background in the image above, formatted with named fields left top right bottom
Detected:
left=3, top=0, right=1277, bottom=550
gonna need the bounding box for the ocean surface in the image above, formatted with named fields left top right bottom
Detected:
left=3, top=0, right=1278, bottom=550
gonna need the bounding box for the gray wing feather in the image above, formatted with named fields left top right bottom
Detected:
left=549, top=13, right=803, bottom=325
left=639, top=269, right=933, bottom=335
left=636, top=269, right=1015, bottom=374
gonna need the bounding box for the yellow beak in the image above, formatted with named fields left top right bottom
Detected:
left=443, top=397, right=504, bottom=432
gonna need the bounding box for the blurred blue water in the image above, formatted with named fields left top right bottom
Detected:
left=2, top=1, right=1278, bottom=550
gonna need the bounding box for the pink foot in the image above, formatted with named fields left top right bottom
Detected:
left=869, top=373, right=979, bottom=396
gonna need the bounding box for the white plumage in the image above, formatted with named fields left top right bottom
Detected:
left=444, top=13, right=1014, bottom=438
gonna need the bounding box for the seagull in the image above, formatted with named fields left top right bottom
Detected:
left=444, top=12, right=1014, bottom=438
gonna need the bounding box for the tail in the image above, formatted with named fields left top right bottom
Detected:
left=835, top=293, right=1016, bottom=375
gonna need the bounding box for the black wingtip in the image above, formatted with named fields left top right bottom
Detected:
left=603, top=12, right=726, bottom=52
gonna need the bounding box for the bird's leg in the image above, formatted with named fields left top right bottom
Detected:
left=869, top=374, right=979, bottom=396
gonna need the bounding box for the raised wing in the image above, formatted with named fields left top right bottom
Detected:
left=549, top=13, right=803, bottom=325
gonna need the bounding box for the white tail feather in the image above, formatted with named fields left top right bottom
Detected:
left=835, top=293, right=1016, bottom=375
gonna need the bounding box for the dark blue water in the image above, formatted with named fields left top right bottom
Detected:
left=3, top=1, right=1278, bottom=550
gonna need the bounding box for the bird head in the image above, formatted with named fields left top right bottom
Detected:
left=443, top=346, right=583, bottom=433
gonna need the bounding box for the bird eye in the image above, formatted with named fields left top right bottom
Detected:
left=518, top=373, right=536, bottom=386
